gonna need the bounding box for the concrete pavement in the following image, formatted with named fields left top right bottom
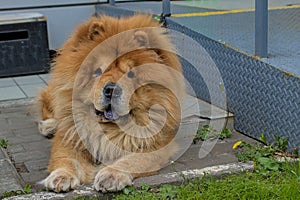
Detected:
left=0, top=93, right=257, bottom=199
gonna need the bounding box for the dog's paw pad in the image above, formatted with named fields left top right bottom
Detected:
left=94, top=167, right=132, bottom=192
left=38, top=118, right=58, bottom=137
left=40, top=168, right=80, bottom=192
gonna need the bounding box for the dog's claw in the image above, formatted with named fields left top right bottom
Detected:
left=94, top=167, right=132, bottom=192
left=40, top=168, right=80, bottom=193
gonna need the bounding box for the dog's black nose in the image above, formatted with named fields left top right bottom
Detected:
left=103, top=83, right=122, bottom=99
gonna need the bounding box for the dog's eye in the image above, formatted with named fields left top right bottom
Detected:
left=93, top=68, right=102, bottom=77
left=127, top=71, right=135, bottom=79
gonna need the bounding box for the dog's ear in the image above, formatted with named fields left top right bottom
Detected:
left=88, top=21, right=104, bottom=40
left=134, top=30, right=149, bottom=47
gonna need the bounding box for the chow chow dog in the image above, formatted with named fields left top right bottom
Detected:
left=37, top=14, right=185, bottom=193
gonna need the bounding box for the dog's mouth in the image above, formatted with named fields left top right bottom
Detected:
left=94, top=104, right=128, bottom=122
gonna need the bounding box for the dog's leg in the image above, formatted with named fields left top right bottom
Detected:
left=41, top=154, right=88, bottom=192
left=94, top=142, right=177, bottom=192
left=41, top=134, right=95, bottom=192
left=94, top=167, right=133, bottom=193
left=40, top=166, right=80, bottom=192
left=37, top=87, right=58, bottom=136
left=38, top=118, right=58, bottom=137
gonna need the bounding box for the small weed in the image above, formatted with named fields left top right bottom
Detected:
left=194, top=125, right=213, bottom=141
left=219, top=128, right=233, bottom=140
left=259, top=132, right=267, bottom=144
left=274, top=135, right=289, bottom=151
left=234, top=134, right=299, bottom=175
left=259, top=133, right=290, bottom=152
left=293, top=147, right=299, bottom=156
left=0, top=138, right=8, bottom=149
left=194, top=125, right=232, bottom=143
left=235, top=142, right=280, bottom=175
left=122, top=186, right=137, bottom=196
left=1, top=184, right=32, bottom=199
left=140, top=183, right=151, bottom=191
left=116, top=184, right=178, bottom=200
left=23, top=184, right=32, bottom=194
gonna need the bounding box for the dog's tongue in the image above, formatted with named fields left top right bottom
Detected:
left=104, top=109, right=119, bottom=121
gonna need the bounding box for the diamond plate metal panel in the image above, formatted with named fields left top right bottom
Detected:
left=166, top=19, right=300, bottom=150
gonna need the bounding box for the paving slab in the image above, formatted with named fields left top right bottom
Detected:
left=13, top=75, right=44, bottom=86
left=0, top=78, right=16, bottom=88
left=0, top=87, right=26, bottom=101
left=19, top=83, right=47, bottom=98
left=38, top=74, right=50, bottom=84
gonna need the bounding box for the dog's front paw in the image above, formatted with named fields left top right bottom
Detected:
left=38, top=118, right=58, bottom=137
left=40, top=168, right=80, bottom=192
left=94, top=167, right=133, bottom=192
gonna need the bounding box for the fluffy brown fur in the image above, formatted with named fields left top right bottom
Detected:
left=37, top=14, right=185, bottom=193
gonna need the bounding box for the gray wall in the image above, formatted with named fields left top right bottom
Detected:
left=0, top=0, right=106, bottom=49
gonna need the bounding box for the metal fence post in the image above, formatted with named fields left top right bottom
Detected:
left=255, top=0, right=268, bottom=58
left=109, top=0, right=115, bottom=6
left=162, top=0, right=171, bottom=16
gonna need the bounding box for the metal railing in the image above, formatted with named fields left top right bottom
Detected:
left=255, top=0, right=268, bottom=58
left=108, top=0, right=269, bottom=58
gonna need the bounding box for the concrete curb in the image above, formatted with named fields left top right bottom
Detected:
left=0, top=147, right=24, bottom=196
left=0, top=98, right=34, bottom=109
left=134, top=161, right=254, bottom=186
left=3, top=161, right=254, bottom=200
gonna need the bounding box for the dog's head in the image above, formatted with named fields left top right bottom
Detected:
left=71, top=15, right=184, bottom=127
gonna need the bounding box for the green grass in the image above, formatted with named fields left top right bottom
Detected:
left=114, top=162, right=299, bottom=200
left=0, top=184, right=32, bottom=199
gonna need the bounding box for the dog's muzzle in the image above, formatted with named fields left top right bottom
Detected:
left=94, top=83, right=123, bottom=121
left=103, top=83, right=122, bottom=99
